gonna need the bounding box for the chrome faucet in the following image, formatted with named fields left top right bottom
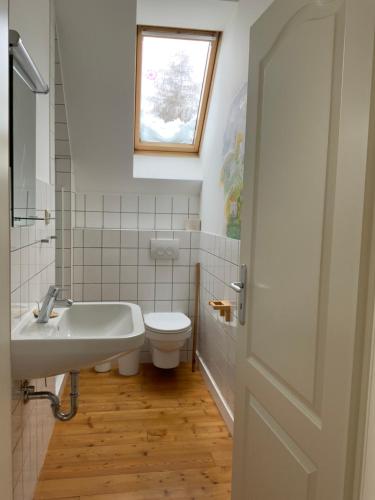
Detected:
left=36, top=286, right=73, bottom=323
left=36, top=286, right=60, bottom=323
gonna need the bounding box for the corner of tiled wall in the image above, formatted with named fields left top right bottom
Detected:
left=54, top=27, right=74, bottom=302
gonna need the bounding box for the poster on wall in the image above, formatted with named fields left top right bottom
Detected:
left=220, top=83, right=247, bottom=240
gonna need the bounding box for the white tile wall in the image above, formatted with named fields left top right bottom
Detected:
left=10, top=193, right=56, bottom=323
left=72, top=229, right=199, bottom=362
left=198, top=232, right=240, bottom=414
left=11, top=378, right=55, bottom=500
left=11, top=165, right=56, bottom=498
left=73, top=193, right=200, bottom=231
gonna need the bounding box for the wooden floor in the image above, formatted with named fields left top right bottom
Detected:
left=34, top=363, right=232, bottom=500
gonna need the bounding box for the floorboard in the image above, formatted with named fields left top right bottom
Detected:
left=34, top=363, right=232, bottom=499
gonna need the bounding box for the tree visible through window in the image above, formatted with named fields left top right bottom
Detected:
left=135, top=27, right=220, bottom=154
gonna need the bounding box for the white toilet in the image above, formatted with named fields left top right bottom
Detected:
left=144, top=312, right=192, bottom=369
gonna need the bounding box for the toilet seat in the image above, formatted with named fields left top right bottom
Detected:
left=144, top=312, right=191, bottom=334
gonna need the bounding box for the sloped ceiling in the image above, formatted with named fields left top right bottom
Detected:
left=137, top=0, right=237, bottom=31
left=56, top=0, right=237, bottom=193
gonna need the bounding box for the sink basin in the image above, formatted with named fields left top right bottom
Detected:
left=11, top=302, right=145, bottom=379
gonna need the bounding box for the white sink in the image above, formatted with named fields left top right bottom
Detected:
left=11, top=302, right=145, bottom=379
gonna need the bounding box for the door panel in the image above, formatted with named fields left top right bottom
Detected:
left=232, top=0, right=375, bottom=498
left=250, top=13, right=335, bottom=404
left=245, top=396, right=317, bottom=500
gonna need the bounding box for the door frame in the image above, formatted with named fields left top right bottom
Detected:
left=352, top=39, right=375, bottom=500
left=0, top=0, right=13, bottom=497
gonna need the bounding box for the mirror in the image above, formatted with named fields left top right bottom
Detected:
left=10, top=65, right=37, bottom=226
left=9, top=30, right=49, bottom=227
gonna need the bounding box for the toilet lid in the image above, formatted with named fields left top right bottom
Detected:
left=144, top=312, right=191, bottom=333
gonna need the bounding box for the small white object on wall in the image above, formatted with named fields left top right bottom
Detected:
left=150, top=239, right=179, bottom=260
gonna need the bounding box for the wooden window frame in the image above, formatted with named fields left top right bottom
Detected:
left=134, top=25, right=220, bottom=155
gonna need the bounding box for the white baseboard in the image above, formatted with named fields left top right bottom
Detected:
left=196, top=351, right=234, bottom=435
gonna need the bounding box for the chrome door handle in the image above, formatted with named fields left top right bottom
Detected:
left=230, top=281, right=243, bottom=293
left=229, top=264, right=247, bottom=325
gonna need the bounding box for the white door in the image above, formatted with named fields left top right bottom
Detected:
left=232, top=0, right=375, bottom=499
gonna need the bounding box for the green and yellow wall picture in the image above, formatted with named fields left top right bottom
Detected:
left=220, top=83, right=247, bottom=240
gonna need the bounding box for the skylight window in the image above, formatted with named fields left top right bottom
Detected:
left=135, top=26, right=220, bottom=154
